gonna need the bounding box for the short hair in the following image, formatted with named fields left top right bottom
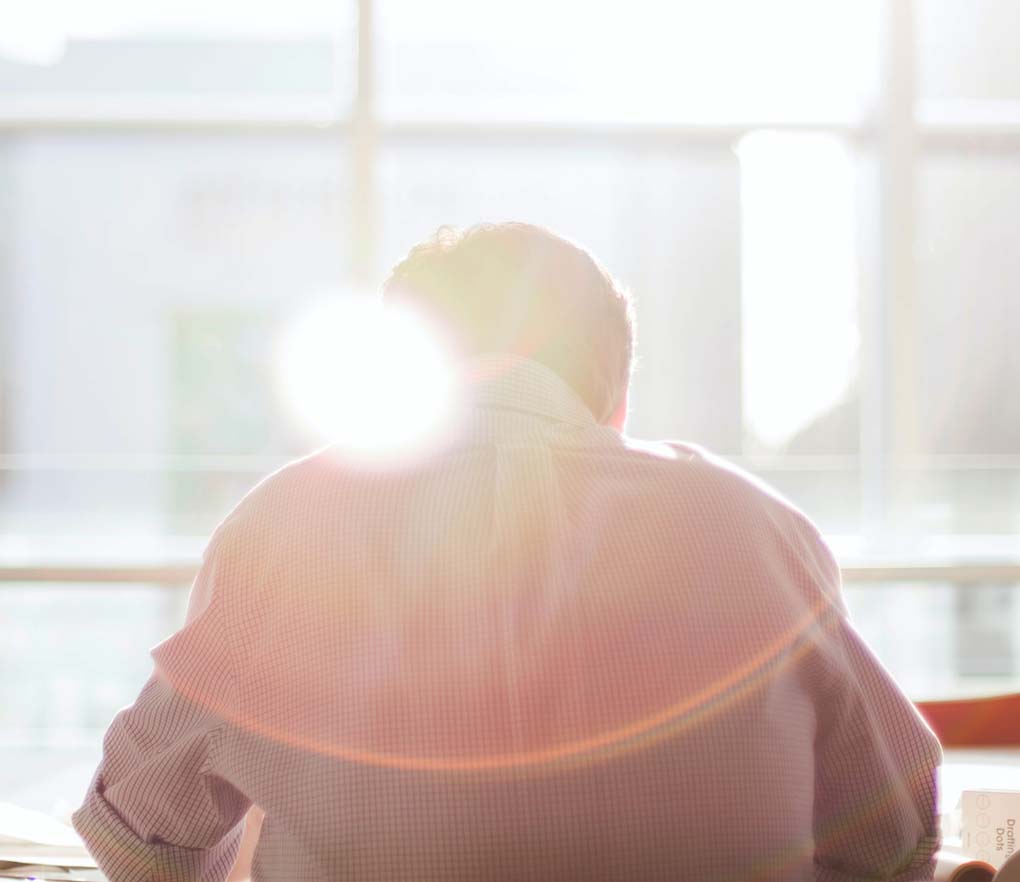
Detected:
left=381, top=222, right=635, bottom=423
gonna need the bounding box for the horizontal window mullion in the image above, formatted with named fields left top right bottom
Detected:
left=3, top=563, right=1019, bottom=586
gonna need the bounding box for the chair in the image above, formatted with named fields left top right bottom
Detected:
left=915, top=693, right=1020, bottom=748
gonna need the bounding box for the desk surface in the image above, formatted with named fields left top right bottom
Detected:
left=942, top=749, right=1020, bottom=814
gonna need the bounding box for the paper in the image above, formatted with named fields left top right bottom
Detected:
left=0, top=804, right=82, bottom=849
left=0, top=804, right=96, bottom=872
left=0, top=868, right=104, bottom=881
left=0, top=849, right=96, bottom=869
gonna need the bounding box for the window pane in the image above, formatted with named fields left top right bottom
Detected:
left=0, top=584, right=187, bottom=817
left=738, top=133, right=861, bottom=456
left=912, top=155, right=1020, bottom=536
left=919, top=0, right=1020, bottom=102
left=736, top=132, right=864, bottom=534
left=377, top=0, right=880, bottom=123
left=845, top=582, right=1020, bottom=700
left=1, top=133, right=352, bottom=542
left=0, top=3, right=354, bottom=116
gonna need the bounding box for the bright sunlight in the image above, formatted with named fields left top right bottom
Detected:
left=275, top=297, right=456, bottom=461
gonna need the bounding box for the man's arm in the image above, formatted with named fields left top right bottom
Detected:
left=73, top=531, right=252, bottom=882
left=803, top=545, right=943, bottom=881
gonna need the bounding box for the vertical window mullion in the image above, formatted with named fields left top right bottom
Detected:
left=351, top=0, right=377, bottom=289
left=866, top=0, right=918, bottom=541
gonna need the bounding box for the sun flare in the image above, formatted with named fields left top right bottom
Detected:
left=276, top=298, right=456, bottom=460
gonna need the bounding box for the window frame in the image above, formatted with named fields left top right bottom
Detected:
left=0, top=0, right=1018, bottom=584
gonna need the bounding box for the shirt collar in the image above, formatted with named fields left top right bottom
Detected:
left=459, top=354, right=600, bottom=431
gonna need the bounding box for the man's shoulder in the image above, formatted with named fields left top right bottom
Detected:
left=623, top=437, right=808, bottom=518
left=210, top=448, right=349, bottom=538
left=621, top=438, right=837, bottom=571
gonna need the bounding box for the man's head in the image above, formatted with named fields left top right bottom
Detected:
left=381, top=222, right=635, bottom=427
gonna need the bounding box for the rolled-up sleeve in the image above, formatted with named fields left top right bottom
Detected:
left=73, top=532, right=251, bottom=882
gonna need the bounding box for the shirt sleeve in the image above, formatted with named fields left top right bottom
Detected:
left=72, top=530, right=252, bottom=882
left=806, top=552, right=943, bottom=881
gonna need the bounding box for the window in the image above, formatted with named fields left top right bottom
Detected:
left=1, top=0, right=1018, bottom=817
left=376, top=0, right=879, bottom=123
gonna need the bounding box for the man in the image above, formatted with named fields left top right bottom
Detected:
left=74, top=222, right=941, bottom=881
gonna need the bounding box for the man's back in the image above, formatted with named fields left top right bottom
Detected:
left=74, top=356, right=940, bottom=881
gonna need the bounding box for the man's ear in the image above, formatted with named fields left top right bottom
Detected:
left=605, top=387, right=629, bottom=432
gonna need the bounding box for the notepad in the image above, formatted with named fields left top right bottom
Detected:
left=962, top=790, right=1020, bottom=870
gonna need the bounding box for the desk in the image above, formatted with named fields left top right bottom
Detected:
left=942, top=749, right=1020, bottom=816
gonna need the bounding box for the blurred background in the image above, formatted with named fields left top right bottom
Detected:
left=1, top=0, right=1018, bottom=819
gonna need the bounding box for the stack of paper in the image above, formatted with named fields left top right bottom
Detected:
left=0, top=803, right=101, bottom=881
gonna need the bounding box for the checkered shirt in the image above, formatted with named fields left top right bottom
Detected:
left=74, top=355, right=941, bottom=881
